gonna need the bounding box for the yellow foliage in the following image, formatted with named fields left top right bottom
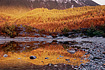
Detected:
left=0, top=5, right=105, bottom=32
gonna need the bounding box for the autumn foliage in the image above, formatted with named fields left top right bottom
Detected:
left=0, top=5, right=105, bottom=32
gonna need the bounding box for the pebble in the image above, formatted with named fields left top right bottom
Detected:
left=48, top=63, right=52, bottom=66
left=59, top=55, right=64, bottom=57
left=45, top=57, right=49, bottom=59
left=65, top=59, right=70, bottom=61
left=18, top=58, right=21, bottom=59
left=54, top=65, right=58, bottom=67
left=57, top=57, right=59, bottom=59
left=67, top=49, right=76, bottom=54
left=30, top=56, right=37, bottom=59
left=3, top=54, right=8, bottom=57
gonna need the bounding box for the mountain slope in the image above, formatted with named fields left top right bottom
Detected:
left=0, top=0, right=99, bottom=9
left=0, top=5, right=105, bottom=32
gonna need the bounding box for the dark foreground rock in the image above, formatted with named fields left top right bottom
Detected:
left=30, top=56, right=37, bottom=59
left=0, top=63, right=74, bottom=70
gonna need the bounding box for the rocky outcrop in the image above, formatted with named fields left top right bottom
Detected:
left=0, top=0, right=99, bottom=9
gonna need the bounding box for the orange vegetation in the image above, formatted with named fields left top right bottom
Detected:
left=0, top=5, right=105, bottom=32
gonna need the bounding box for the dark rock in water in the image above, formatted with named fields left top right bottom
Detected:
left=102, top=64, right=105, bottom=68
left=30, top=56, right=37, bottom=59
left=82, top=35, right=88, bottom=38
left=103, top=52, right=105, bottom=54
left=80, top=63, right=85, bottom=67
left=68, top=32, right=75, bottom=35
left=48, top=63, right=54, bottom=66
left=67, top=49, right=76, bottom=54
left=63, top=33, right=69, bottom=37
left=63, top=41, right=69, bottom=44
left=65, top=59, right=70, bottom=61
left=3, top=54, right=8, bottom=57
left=46, top=35, right=53, bottom=39
left=57, top=58, right=59, bottom=59
left=59, top=55, right=64, bottom=57
left=45, top=57, right=49, bottom=59
left=52, top=40, right=57, bottom=42
left=18, top=58, right=21, bottom=59
left=68, top=34, right=77, bottom=38
left=92, top=57, right=102, bottom=60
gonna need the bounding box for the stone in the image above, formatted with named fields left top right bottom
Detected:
left=102, top=52, right=105, bottom=54
left=30, top=56, right=37, bottom=59
left=102, top=64, right=105, bottom=68
left=57, top=58, right=59, bottom=59
left=46, top=35, right=53, bottom=39
left=82, top=35, right=88, bottom=38
left=92, top=57, right=102, bottom=60
left=67, top=49, right=76, bottom=54
left=48, top=63, right=53, bottom=66
left=65, top=59, right=70, bottom=61
left=59, top=55, right=64, bottom=57
left=3, top=54, right=8, bottom=57
left=45, top=57, right=49, bottom=59
left=54, top=65, right=58, bottom=67
left=26, top=46, right=30, bottom=48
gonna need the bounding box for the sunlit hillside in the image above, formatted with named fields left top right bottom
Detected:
left=0, top=6, right=30, bottom=15
left=0, top=5, right=105, bottom=32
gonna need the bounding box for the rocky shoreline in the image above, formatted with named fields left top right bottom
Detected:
left=0, top=36, right=105, bottom=70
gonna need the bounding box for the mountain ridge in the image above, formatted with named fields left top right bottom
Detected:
left=0, top=0, right=99, bottom=9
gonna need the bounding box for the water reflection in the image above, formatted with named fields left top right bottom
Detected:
left=0, top=40, right=89, bottom=69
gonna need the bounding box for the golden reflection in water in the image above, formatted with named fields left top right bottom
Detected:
left=0, top=45, right=89, bottom=68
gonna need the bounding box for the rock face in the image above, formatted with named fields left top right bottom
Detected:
left=0, top=0, right=99, bottom=9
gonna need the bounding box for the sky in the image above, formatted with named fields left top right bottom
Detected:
left=92, top=0, right=105, bottom=5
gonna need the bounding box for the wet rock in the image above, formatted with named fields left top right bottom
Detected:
left=18, top=58, right=21, bottom=59
left=52, top=40, right=57, bottom=42
left=26, top=46, right=30, bottom=48
left=63, top=33, right=69, bottom=37
left=65, top=59, right=70, bottom=61
left=67, top=49, right=76, bottom=54
left=63, top=41, right=69, bottom=44
left=48, top=63, right=53, bottom=66
left=102, top=64, right=105, bottom=68
left=59, top=55, right=64, bottom=57
left=41, top=61, right=44, bottom=62
left=80, top=63, right=85, bottom=67
left=82, top=68, right=86, bottom=70
left=30, top=56, right=37, bottom=59
left=68, top=34, right=77, bottom=38
left=34, top=33, right=40, bottom=36
left=57, top=58, right=59, bottom=59
left=82, top=35, right=88, bottom=38
left=103, top=52, right=105, bottom=54
left=68, top=61, right=70, bottom=63
left=45, top=57, right=49, bottom=59
left=92, top=57, right=102, bottom=60
left=54, top=65, right=58, bottom=67
left=56, top=36, right=63, bottom=39
left=46, top=35, right=53, bottom=39
left=52, top=35, right=57, bottom=38
left=3, top=54, right=8, bottom=57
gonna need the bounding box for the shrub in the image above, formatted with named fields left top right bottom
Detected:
left=62, top=27, right=70, bottom=33
left=86, top=25, right=104, bottom=37
left=1, top=23, right=18, bottom=38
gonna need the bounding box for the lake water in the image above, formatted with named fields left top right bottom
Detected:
left=0, top=37, right=91, bottom=70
